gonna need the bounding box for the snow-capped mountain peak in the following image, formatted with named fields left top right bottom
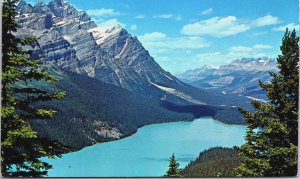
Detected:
left=88, top=25, right=125, bottom=45
left=177, top=57, right=277, bottom=100
left=16, top=0, right=213, bottom=105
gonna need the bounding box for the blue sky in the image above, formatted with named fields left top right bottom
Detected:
left=28, top=0, right=299, bottom=74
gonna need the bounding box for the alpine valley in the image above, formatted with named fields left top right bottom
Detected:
left=15, top=0, right=272, bottom=151
left=177, top=57, right=277, bottom=102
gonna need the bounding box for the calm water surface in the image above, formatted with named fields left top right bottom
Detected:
left=44, top=117, right=246, bottom=177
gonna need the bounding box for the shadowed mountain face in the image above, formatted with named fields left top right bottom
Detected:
left=177, top=57, right=277, bottom=101
left=15, top=0, right=249, bottom=150
left=16, top=0, right=229, bottom=106
left=27, top=64, right=244, bottom=151
left=29, top=65, right=201, bottom=150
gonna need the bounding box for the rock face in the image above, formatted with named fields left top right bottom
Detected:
left=16, top=0, right=97, bottom=75
left=16, top=0, right=217, bottom=105
left=177, top=57, right=277, bottom=100
left=87, top=25, right=183, bottom=93
left=93, top=121, right=122, bottom=139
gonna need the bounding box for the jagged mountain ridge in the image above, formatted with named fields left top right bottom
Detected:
left=16, top=0, right=223, bottom=105
left=16, top=0, right=97, bottom=74
left=177, top=57, right=277, bottom=100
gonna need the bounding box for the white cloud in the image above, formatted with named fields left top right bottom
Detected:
left=195, top=52, right=231, bottom=67
left=167, top=36, right=210, bottom=49
left=173, top=52, right=224, bottom=71
left=253, top=44, right=273, bottom=49
left=137, top=32, right=211, bottom=74
left=138, top=32, right=210, bottom=54
left=181, top=15, right=282, bottom=38
left=196, top=44, right=274, bottom=65
left=197, top=52, right=222, bottom=59
left=181, top=16, right=250, bottom=38
left=138, top=32, right=167, bottom=41
left=228, top=44, right=273, bottom=58
left=153, top=14, right=182, bottom=21
left=96, top=18, right=125, bottom=28
left=130, top=24, right=138, bottom=30
left=86, top=8, right=120, bottom=17
left=252, top=31, right=267, bottom=36
left=229, top=46, right=252, bottom=52
left=201, top=8, right=213, bottom=15
left=272, top=23, right=299, bottom=31
left=135, top=14, right=145, bottom=19
left=253, top=15, right=279, bottom=27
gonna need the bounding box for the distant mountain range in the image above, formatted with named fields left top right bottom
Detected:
left=16, top=0, right=250, bottom=150
left=177, top=57, right=277, bottom=101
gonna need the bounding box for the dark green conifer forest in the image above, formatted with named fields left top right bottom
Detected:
left=1, top=0, right=67, bottom=177
left=235, top=29, right=298, bottom=177
left=180, top=147, right=241, bottom=177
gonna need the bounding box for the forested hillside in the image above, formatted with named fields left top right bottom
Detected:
left=29, top=65, right=206, bottom=150
left=181, top=147, right=241, bottom=177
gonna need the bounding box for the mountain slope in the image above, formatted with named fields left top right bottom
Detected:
left=13, top=0, right=250, bottom=151
left=16, top=0, right=249, bottom=107
left=177, top=57, right=277, bottom=101
left=181, top=147, right=241, bottom=177
left=29, top=64, right=213, bottom=150
left=29, top=64, right=245, bottom=151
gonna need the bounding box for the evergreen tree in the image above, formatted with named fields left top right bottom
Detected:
left=235, top=29, right=299, bottom=176
left=181, top=147, right=242, bottom=177
left=165, top=153, right=181, bottom=177
left=1, top=0, right=67, bottom=177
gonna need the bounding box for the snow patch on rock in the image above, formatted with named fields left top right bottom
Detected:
left=150, top=82, right=206, bottom=105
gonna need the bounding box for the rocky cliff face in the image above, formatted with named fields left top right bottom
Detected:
left=16, top=0, right=218, bottom=105
left=16, top=0, right=96, bottom=75
left=87, top=25, right=188, bottom=94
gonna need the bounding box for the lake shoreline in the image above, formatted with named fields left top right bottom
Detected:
left=57, top=115, right=245, bottom=156
left=44, top=116, right=246, bottom=177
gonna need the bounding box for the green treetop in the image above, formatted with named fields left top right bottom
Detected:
left=165, top=153, right=181, bottom=177
left=235, top=29, right=299, bottom=177
left=1, top=0, right=67, bottom=177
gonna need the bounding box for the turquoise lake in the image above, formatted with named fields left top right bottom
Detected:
left=44, top=117, right=246, bottom=177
